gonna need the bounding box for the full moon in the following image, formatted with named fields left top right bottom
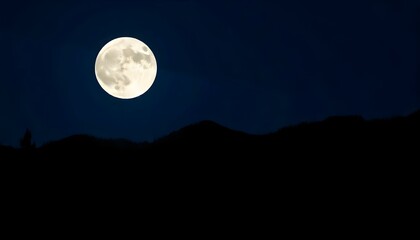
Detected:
left=95, top=37, right=157, bottom=99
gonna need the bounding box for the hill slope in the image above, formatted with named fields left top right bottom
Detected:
left=0, top=110, right=418, bottom=160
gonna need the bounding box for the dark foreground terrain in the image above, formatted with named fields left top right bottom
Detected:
left=2, top=110, right=419, bottom=160
left=1, top=111, right=417, bottom=233
left=1, top=110, right=418, bottom=180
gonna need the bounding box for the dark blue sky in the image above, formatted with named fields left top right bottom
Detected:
left=0, top=0, right=418, bottom=146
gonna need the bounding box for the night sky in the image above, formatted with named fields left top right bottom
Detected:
left=0, top=0, right=418, bottom=146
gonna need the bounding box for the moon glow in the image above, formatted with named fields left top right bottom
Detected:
left=95, top=37, right=157, bottom=99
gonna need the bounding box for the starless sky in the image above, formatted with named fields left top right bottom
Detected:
left=0, top=0, right=418, bottom=146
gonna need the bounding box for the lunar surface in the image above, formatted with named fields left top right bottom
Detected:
left=95, top=37, right=157, bottom=99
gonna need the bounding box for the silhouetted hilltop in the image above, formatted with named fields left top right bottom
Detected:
left=155, top=120, right=254, bottom=146
left=0, top=110, right=419, bottom=161
left=409, top=109, right=420, bottom=120
left=264, top=111, right=419, bottom=161
left=1, top=111, right=417, bottom=214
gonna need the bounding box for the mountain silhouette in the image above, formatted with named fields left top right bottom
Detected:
left=1, top=110, right=417, bottom=224
left=156, top=120, right=250, bottom=144
left=0, top=110, right=419, bottom=162
left=153, top=120, right=256, bottom=151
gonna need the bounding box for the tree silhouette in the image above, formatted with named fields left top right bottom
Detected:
left=20, top=128, right=36, bottom=149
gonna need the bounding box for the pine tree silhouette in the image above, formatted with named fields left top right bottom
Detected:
left=20, top=128, right=36, bottom=149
